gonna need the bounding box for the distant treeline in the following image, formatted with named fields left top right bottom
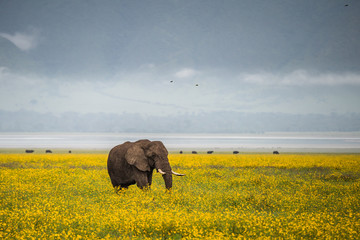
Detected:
left=0, top=110, right=359, bottom=133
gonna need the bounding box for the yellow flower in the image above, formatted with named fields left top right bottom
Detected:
left=1, top=153, right=359, bottom=239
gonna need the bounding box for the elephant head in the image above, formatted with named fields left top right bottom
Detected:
left=108, top=139, right=184, bottom=191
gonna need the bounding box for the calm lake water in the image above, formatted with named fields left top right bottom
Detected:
left=1, top=132, right=360, bottom=152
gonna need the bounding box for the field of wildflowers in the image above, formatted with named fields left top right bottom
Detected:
left=1, top=153, right=359, bottom=239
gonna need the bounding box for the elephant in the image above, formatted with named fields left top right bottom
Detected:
left=107, top=139, right=184, bottom=191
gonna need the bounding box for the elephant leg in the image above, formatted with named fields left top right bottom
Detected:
left=136, top=177, right=149, bottom=189
left=147, top=170, right=154, bottom=186
left=113, top=185, right=126, bottom=194
left=110, top=178, right=119, bottom=187
left=114, top=185, right=127, bottom=193
left=120, top=181, right=135, bottom=189
left=113, top=180, right=136, bottom=192
left=133, top=170, right=150, bottom=189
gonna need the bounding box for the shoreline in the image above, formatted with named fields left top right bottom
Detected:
left=1, top=147, right=359, bottom=154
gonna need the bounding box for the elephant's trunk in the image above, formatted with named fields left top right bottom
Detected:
left=155, top=158, right=173, bottom=190
left=157, top=169, right=172, bottom=189
left=162, top=173, right=173, bottom=190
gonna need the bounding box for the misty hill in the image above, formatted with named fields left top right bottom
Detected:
left=1, top=110, right=359, bottom=133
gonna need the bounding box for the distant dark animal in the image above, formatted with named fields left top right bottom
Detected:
left=345, top=4, right=349, bottom=6
left=69, top=150, right=72, bottom=153
left=25, top=150, right=34, bottom=153
left=46, top=150, right=52, bottom=153
left=195, top=84, right=199, bottom=87
left=273, top=151, right=280, bottom=154
left=233, top=151, right=239, bottom=154
left=192, top=151, right=197, bottom=154
left=207, top=151, right=214, bottom=154
left=107, top=140, right=184, bottom=191
left=179, top=150, right=183, bottom=154
left=170, top=80, right=174, bottom=83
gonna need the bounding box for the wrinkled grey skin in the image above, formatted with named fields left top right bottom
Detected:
left=107, top=140, right=177, bottom=190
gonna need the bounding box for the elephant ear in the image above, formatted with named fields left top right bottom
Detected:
left=125, top=144, right=150, bottom=172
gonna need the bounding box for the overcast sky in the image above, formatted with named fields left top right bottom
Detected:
left=1, top=0, right=360, bottom=118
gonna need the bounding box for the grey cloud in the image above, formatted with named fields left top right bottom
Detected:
left=0, top=0, right=359, bottom=128
left=96, top=89, right=188, bottom=111
left=1, top=66, right=360, bottom=116
left=174, top=68, right=199, bottom=79
left=241, top=70, right=360, bottom=86
left=0, top=28, right=40, bottom=51
left=29, top=99, right=38, bottom=105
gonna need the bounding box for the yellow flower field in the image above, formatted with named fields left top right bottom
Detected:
left=1, top=153, right=360, bottom=239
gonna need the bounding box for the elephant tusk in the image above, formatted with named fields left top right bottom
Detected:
left=158, top=169, right=166, bottom=175
left=172, top=170, right=185, bottom=176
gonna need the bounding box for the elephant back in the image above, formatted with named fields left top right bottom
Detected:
left=107, top=142, right=132, bottom=171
